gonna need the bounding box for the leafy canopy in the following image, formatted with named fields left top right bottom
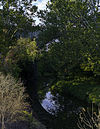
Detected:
left=37, top=0, right=100, bottom=104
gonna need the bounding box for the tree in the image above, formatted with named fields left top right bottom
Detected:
left=0, top=0, right=37, bottom=55
left=0, top=72, right=28, bottom=129
left=37, top=0, right=100, bottom=80
left=37, top=0, right=100, bottom=115
left=0, top=38, right=37, bottom=78
left=0, top=0, right=38, bottom=77
left=37, top=0, right=97, bottom=48
left=37, top=0, right=98, bottom=84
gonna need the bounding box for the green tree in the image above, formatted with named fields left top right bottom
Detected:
left=0, top=0, right=37, bottom=55
left=0, top=38, right=37, bottom=78
left=37, top=0, right=97, bottom=48
left=37, top=0, right=100, bottom=104
left=38, top=0, right=97, bottom=80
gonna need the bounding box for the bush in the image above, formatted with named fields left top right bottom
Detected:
left=0, top=38, right=37, bottom=78
left=0, top=72, right=28, bottom=129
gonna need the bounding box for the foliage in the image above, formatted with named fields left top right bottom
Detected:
left=50, top=78, right=100, bottom=104
left=0, top=72, right=28, bottom=129
left=38, top=0, right=96, bottom=80
left=23, top=111, right=46, bottom=129
left=0, top=0, right=38, bottom=78
left=0, top=38, right=37, bottom=78
left=37, top=0, right=100, bottom=105
left=37, top=0, right=97, bottom=47
left=0, top=0, right=37, bottom=55
left=6, top=38, right=37, bottom=62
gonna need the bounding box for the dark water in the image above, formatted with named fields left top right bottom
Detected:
left=41, top=91, right=85, bottom=129
left=40, top=87, right=98, bottom=129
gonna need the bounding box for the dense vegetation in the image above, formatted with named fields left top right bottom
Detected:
left=0, top=0, right=45, bottom=129
left=37, top=0, right=100, bottom=105
left=0, top=0, right=100, bottom=129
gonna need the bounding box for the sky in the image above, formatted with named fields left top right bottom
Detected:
left=33, top=0, right=49, bottom=10
left=32, top=0, right=49, bottom=24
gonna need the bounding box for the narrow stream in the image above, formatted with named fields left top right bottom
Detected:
left=41, top=91, right=90, bottom=129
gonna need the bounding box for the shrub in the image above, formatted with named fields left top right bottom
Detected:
left=0, top=38, right=37, bottom=78
left=0, top=72, right=28, bottom=129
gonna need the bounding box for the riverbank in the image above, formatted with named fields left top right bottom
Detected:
left=50, top=79, right=100, bottom=105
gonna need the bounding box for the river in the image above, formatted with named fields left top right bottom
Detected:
left=41, top=90, right=94, bottom=129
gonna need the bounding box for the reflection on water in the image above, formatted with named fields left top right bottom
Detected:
left=41, top=91, right=82, bottom=115
left=41, top=91, right=60, bottom=114
left=41, top=91, right=87, bottom=129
